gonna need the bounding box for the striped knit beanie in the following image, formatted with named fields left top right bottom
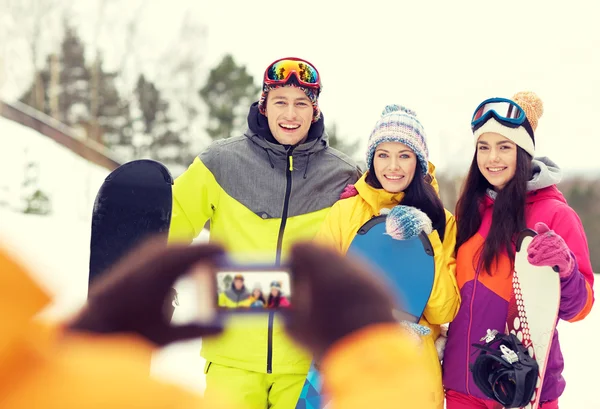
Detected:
left=366, top=104, right=429, bottom=176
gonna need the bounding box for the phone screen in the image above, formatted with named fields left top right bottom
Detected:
left=215, top=269, right=292, bottom=312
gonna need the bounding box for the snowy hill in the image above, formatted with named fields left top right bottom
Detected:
left=0, top=114, right=210, bottom=392
left=0, top=115, right=598, bottom=407
left=0, top=115, right=110, bottom=220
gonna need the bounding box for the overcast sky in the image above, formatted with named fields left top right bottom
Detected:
left=2, top=0, right=599, bottom=173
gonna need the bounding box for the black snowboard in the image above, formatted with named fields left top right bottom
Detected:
left=88, top=159, right=176, bottom=317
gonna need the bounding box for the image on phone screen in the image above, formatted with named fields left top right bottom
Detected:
left=216, top=269, right=292, bottom=312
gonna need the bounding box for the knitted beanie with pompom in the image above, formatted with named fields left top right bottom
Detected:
left=366, top=104, right=429, bottom=177
left=473, top=91, right=544, bottom=156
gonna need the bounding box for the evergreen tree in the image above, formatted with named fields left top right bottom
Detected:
left=57, top=20, right=90, bottom=126
left=94, top=58, right=129, bottom=147
left=21, top=150, right=51, bottom=216
left=19, top=54, right=54, bottom=116
left=133, top=74, right=189, bottom=169
left=199, top=54, right=259, bottom=140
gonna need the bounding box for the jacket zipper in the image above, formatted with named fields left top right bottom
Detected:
left=267, top=147, right=294, bottom=374
left=466, top=262, right=482, bottom=395
left=267, top=312, right=275, bottom=374
left=275, top=148, right=294, bottom=265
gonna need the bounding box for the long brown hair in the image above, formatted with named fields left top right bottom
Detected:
left=455, top=148, right=532, bottom=274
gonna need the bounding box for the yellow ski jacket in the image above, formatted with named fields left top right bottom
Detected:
left=314, top=164, right=461, bottom=408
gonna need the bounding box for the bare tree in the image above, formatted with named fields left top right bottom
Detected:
left=48, top=53, right=60, bottom=118
left=114, top=0, right=149, bottom=94
left=2, top=0, right=65, bottom=105
left=89, top=0, right=118, bottom=142
left=155, top=12, right=208, bottom=159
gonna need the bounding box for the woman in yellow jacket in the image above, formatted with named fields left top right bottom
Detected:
left=316, top=104, right=461, bottom=409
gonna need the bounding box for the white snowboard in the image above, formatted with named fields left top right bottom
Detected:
left=506, top=230, right=561, bottom=409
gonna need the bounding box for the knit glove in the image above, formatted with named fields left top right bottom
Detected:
left=68, top=238, right=224, bottom=346
left=385, top=205, right=433, bottom=240
left=527, top=222, right=575, bottom=278
left=285, top=242, right=400, bottom=361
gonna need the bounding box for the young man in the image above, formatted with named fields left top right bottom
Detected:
left=218, top=274, right=252, bottom=308
left=168, top=57, right=361, bottom=409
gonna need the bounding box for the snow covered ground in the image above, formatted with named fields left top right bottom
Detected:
left=0, top=116, right=109, bottom=221
left=1, top=115, right=598, bottom=407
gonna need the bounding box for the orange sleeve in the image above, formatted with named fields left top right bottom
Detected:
left=321, top=323, right=438, bottom=409
left=567, top=280, right=594, bottom=322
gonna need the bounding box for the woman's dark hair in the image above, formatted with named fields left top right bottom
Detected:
left=366, top=162, right=447, bottom=241
left=253, top=289, right=266, bottom=304
left=455, top=147, right=532, bottom=274
left=268, top=291, right=282, bottom=307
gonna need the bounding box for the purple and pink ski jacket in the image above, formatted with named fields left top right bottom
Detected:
left=443, top=184, right=595, bottom=403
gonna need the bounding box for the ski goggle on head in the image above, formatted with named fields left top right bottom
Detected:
left=263, top=57, right=321, bottom=91
left=471, top=97, right=526, bottom=132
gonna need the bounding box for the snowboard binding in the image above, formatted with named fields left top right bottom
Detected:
left=470, top=329, right=539, bottom=408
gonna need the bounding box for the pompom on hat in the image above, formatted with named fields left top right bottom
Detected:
left=473, top=91, right=544, bottom=156
left=366, top=104, right=429, bottom=177
left=513, top=91, right=544, bottom=132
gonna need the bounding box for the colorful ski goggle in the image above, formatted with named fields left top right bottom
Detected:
left=263, top=57, right=321, bottom=90
left=471, top=97, right=526, bottom=131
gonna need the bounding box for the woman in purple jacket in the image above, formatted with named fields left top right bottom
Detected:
left=442, top=91, right=595, bottom=409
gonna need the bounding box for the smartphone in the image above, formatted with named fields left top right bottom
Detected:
left=214, top=264, right=293, bottom=313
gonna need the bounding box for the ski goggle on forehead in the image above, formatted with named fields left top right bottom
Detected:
left=471, top=97, right=526, bottom=131
left=263, top=57, right=321, bottom=90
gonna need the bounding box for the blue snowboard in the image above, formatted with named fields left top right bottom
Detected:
left=295, top=215, right=436, bottom=409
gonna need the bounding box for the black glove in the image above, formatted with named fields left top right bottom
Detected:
left=285, top=242, right=401, bottom=361
left=69, top=237, right=224, bottom=347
